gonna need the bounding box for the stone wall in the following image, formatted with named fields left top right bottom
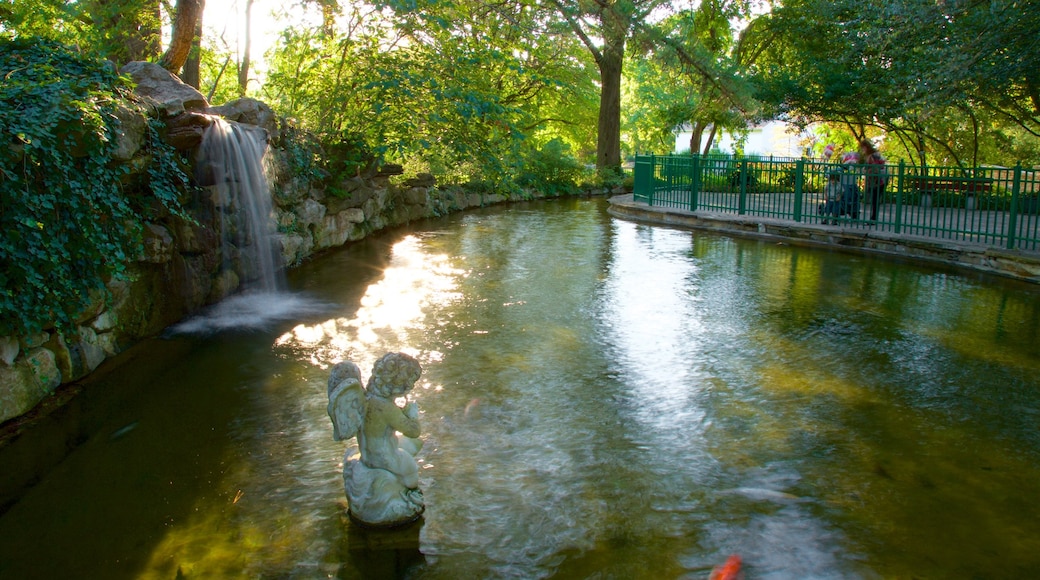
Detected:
left=0, top=63, right=617, bottom=426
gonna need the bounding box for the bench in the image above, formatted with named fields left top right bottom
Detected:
left=905, top=176, right=993, bottom=195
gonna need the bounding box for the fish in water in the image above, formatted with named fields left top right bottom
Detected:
left=709, top=554, right=743, bottom=580
left=718, top=487, right=804, bottom=502
left=110, top=421, right=139, bottom=440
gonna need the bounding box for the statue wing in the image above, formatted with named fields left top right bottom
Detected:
left=328, top=361, right=366, bottom=441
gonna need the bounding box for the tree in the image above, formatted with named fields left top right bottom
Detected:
left=625, top=0, right=761, bottom=156
left=263, top=0, right=597, bottom=187
left=84, top=0, right=162, bottom=64
left=238, top=0, right=254, bottom=96
left=159, top=0, right=204, bottom=74
left=180, top=0, right=206, bottom=89
left=546, top=0, right=668, bottom=172
left=752, top=0, right=1040, bottom=166
left=1, top=0, right=162, bottom=65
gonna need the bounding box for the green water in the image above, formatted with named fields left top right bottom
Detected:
left=1, top=198, right=1039, bottom=579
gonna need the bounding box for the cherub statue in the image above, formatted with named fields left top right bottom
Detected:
left=327, top=352, right=425, bottom=527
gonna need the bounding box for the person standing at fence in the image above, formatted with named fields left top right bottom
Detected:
left=859, top=141, right=888, bottom=222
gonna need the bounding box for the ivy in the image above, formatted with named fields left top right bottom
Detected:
left=0, top=37, right=190, bottom=339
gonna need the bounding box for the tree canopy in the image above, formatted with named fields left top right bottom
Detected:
left=2, top=0, right=1038, bottom=181
left=752, top=0, right=1040, bottom=165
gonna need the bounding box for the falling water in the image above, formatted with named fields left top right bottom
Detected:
left=201, top=117, right=282, bottom=292
left=170, top=118, right=330, bottom=334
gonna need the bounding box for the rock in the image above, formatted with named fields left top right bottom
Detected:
left=172, top=220, right=210, bottom=255
left=362, top=197, right=380, bottom=221
left=376, top=163, right=404, bottom=177
left=25, top=347, right=62, bottom=391
left=76, top=327, right=107, bottom=374
left=20, top=332, right=49, bottom=350
left=0, top=348, right=60, bottom=424
left=110, top=102, right=149, bottom=161
left=0, top=336, right=18, bottom=366
left=342, top=208, right=365, bottom=224
left=45, top=329, right=104, bottom=383
left=121, top=61, right=209, bottom=116
left=326, top=183, right=374, bottom=213
left=91, top=310, right=118, bottom=333
left=141, top=223, right=175, bottom=263
left=403, top=186, right=428, bottom=206
left=404, top=173, right=436, bottom=188
left=164, top=111, right=214, bottom=151
left=97, top=331, right=121, bottom=358
left=209, top=269, right=240, bottom=302
left=207, top=98, right=280, bottom=142
left=295, top=198, right=327, bottom=229
left=279, top=233, right=313, bottom=266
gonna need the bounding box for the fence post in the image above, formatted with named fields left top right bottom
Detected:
left=1007, top=163, right=1022, bottom=250
left=634, top=154, right=650, bottom=204
left=690, top=154, right=701, bottom=212
left=648, top=153, right=656, bottom=207
left=793, top=159, right=804, bottom=222
left=894, top=161, right=905, bottom=234
left=738, top=158, right=748, bottom=215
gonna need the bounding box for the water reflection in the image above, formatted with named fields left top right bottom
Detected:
left=276, top=234, right=463, bottom=377
left=2, top=200, right=1040, bottom=578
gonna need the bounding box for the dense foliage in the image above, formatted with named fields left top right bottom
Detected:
left=750, top=0, right=1040, bottom=166
left=0, top=38, right=189, bottom=338
left=261, top=4, right=599, bottom=192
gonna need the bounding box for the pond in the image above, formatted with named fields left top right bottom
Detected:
left=1, top=198, right=1039, bottom=579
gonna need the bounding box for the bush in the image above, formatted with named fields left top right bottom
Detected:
left=0, top=38, right=189, bottom=338
left=518, top=138, right=584, bottom=195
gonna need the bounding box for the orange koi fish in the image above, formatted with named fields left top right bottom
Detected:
left=709, top=554, right=743, bottom=580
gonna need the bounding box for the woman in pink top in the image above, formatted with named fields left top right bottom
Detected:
left=859, top=141, right=888, bottom=222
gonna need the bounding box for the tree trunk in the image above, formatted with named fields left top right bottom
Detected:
left=181, top=0, right=205, bottom=89
left=702, top=124, right=718, bottom=155
left=238, top=0, right=254, bottom=96
left=596, top=32, right=625, bottom=171
left=159, top=0, right=203, bottom=73
left=689, top=121, right=706, bottom=154
left=321, top=0, right=339, bottom=37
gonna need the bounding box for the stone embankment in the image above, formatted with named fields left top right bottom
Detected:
left=0, top=63, right=618, bottom=426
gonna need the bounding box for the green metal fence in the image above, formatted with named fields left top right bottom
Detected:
left=633, top=154, right=1040, bottom=252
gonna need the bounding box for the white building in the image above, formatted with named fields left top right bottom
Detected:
left=673, top=121, right=810, bottom=158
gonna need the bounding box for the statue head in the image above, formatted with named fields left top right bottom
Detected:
left=328, top=361, right=364, bottom=441
left=367, top=352, right=422, bottom=398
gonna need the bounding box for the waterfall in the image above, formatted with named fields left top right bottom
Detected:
left=200, top=118, right=283, bottom=292
left=169, top=118, right=330, bottom=334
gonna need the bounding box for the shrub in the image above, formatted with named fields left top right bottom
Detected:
left=0, top=37, right=189, bottom=338
left=518, top=138, right=585, bottom=195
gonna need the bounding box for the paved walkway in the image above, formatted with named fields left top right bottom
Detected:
left=640, top=190, right=1040, bottom=253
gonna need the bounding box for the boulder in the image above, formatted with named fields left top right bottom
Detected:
left=404, top=173, right=436, bottom=188
left=403, top=187, right=428, bottom=206
left=0, top=336, right=18, bottom=366
left=294, top=198, right=327, bottom=229
left=110, top=102, right=149, bottom=161
left=208, top=98, right=280, bottom=142
left=0, top=348, right=59, bottom=424
left=164, top=111, right=215, bottom=151
left=120, top=61, right=209, bottom=116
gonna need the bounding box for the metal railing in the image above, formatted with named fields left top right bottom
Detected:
left=633, top=154, right=1040, bottom=252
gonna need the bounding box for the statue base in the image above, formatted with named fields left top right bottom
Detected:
left=343, top=458, right=425, bottom=528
